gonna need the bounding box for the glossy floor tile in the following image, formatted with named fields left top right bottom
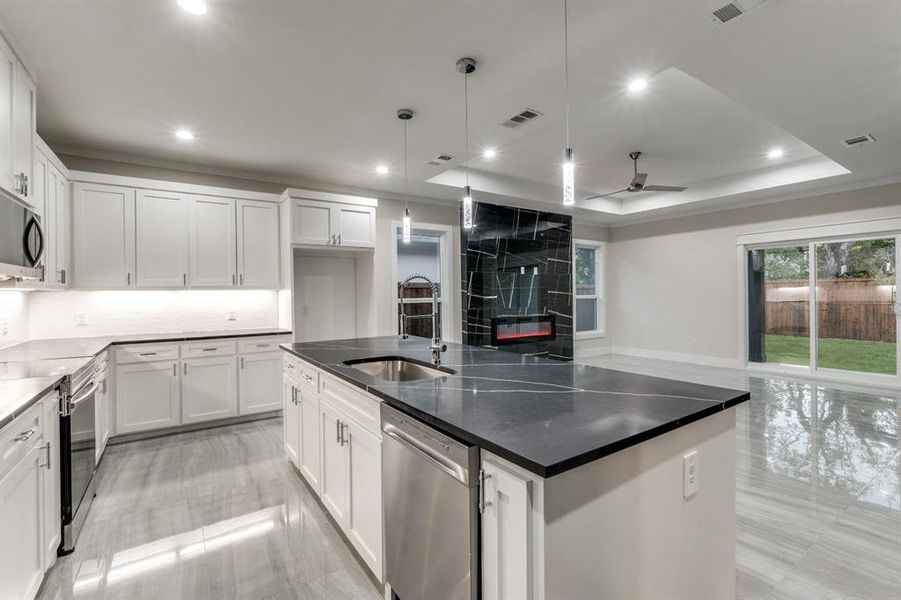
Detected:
left=38, top=357, right=901, bottom=599
left=586, top=354, right=901, bottom=600
left=36, top=420, right=382, bottom=600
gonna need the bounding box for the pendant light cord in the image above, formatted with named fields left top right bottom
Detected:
left=403, top=119, right=409, bottom=211
left=563, top=0, right=570, bottom=150
left=464, top=70, right=470, bottom=188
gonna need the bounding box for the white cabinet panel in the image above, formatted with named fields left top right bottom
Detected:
left=347, top=420, right=382, bottom=579
left=298, top=387, right=321, bottom=494
left=182, top=356, right=237, bottom=424
left=0, top=39, right=14, bottom=196
left=116, top=361, right=180, bottom=434
left=73, top=183, right=136, bottom=288
left=31, top=143, right=47, bottom=222
left=136, top=189, right=189, bottom=287
left=42, top=392, right=60, bottom=567
left=292, top=199, right=333, bottom=245
left=335, top=204, right=375, bottom=248
left=238, top=351, right=282, bottom=414
left=188, top=195, right=236, bottom=287
left=236, top=199, right=279, bottom=288
left=50, top=165, right=69, bottom=286
left=319, top=399, right=350, bottom=528
left=283, top=373, right=301, bottom=467
left=0, top=444, right=44, bottom=600
left=481, top=459, right=532, bottom=600
left=12, top=61, right=34, bottom=204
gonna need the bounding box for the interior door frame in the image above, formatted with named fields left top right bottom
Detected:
left=389, top=220, right=458, bottom=343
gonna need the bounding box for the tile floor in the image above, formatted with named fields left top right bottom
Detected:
left=36, top=356, right=900, bottom=599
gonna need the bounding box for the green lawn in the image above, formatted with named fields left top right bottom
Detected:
left=764, top=334, right=897, bottom=375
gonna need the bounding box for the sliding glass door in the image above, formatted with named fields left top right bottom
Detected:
left=748, top=235, right=900, bottom=379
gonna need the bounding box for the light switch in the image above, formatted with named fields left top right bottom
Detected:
left=74, top=312, right=88, bottom=326
left=683, top=451, right=698, bottom=499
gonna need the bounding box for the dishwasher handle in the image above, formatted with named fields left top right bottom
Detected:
left=383, top=422, right=468, bottom=484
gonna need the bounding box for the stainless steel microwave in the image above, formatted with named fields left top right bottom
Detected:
left=0, top=193, right=44, bottom=280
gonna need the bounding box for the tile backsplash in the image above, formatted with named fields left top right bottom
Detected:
left=0, top=291, right=30, bottom=348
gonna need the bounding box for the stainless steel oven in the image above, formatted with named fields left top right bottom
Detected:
left=0, top=193, right=44, bottom=280
left=382, top=404, right=480, bottom=600
left=59, top=359, right=98, bottom=554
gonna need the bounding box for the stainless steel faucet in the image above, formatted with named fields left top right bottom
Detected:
left=399, top=273, right=447, bottom=365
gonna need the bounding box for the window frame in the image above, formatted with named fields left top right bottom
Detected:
left=573, top=239, right=606, bottom=339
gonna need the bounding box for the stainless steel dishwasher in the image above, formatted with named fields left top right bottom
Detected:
left=382, top=404, right=480, bottom=600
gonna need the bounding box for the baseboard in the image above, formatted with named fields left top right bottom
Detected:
left=574, top=345, right=612, bottom=360
left=108, top=411, right=281, bottom=446
left=608, top=346, right=743, bottom=370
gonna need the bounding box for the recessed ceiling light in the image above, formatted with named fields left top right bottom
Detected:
left=767, top=147, right=784, bottom=159
left=627, top=78, right=648, bottom=93
left=482, top=148, right=497, bottom=159
left=175, top=129, right=194, bottom=141
left=375, top=165, right=389, bottom=175
left=177, top=0, right=208, bottom=15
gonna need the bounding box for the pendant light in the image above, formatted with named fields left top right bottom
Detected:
left=562, top=0, right=575, bottom=206
left=457, top=57, right=476, bottom=230
left=398, top=108, right=414, bottom=243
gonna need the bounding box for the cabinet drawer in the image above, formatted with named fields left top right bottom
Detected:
left=0, top=401, right=43, bottom=476
left=181, top=340, right=236, bottom=358
left=296, top=360, right=319, bottom=394
left=283, top=352, right=300, bottom=381
left=319, top=373, right=380, bottom=436
left=238, top=336, right=291, bottom=354
left=117, top=343, right=179, bottom=364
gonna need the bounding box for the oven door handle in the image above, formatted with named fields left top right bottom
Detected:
left=383, top=424, right=466, bottom=484
left=69, top=382, right=97, bottom=410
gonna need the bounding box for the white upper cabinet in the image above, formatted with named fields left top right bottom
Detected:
left=73, top=182, right=136, bottom=288
left=34, top=140, right=70, bottom=288
left=0, top=39, right=15, bottom=196
left=188, top=195, right=236, bottom=287
left=286, top=192, right=377, bottom=249
left=12, top=61, right=35, bottom=203
left=136, top=189, right=189, bottom=288
left=237, top=199, right=279, bottom=288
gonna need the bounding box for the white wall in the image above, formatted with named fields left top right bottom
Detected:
left=607, top=182, right=901, bottom=365
left=0, top=291, right=30, bottom=348
left=27, top=290, right=279, bottom=339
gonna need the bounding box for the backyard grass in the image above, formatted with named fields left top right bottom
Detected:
left=764, top=334, right=897, bottom=375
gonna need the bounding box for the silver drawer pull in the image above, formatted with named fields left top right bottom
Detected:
left=201, top=348, right=217, bottom=352
left=39, top=442, right=51, bottom=469
left=301, top=374, right=313, bottom=382
left=256, top=343, right=270, bottom=348
left=14, top=429, right=36, bottom=443
left=139, top=352, right=158, bottom=356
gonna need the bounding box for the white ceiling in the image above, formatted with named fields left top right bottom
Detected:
left=1, top=0, right=898, bottom=224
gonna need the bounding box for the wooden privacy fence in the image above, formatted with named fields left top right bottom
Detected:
left=765, top=279, right=897, bottom=342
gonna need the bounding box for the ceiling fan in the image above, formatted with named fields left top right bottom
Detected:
left=584, top=151, right=687, bottom=200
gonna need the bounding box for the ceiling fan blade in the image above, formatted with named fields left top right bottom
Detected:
left=583, top=188, right=630, bottom=201
left=641, top=185, right=687, bottom=192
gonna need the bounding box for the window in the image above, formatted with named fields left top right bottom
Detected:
left=574, top=241, right=605, bottom=336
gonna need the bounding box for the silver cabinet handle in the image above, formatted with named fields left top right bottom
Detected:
left=14, top=429, right=36, bottom=443
left=336, top=419, right=341, bottom=443
left=172, top=363, right=177, bottom=377
left=239, top=273, right=244, bottom=285
left=183, top=363, right=188, bottom=375
left=478, top=469, right=492, bottom=513
left=22, top=174, right=28, bottom=196
left=240, top=357, right=245, bottom=369
left=341, top=422, right=349, bottom=446
left=201, top=348, right=217, bottom=352
left=39, top=442, right=51, bottom=469
left=301, top=374, right=313, bottom=382
left=139, top=352, right=157, bottom=356
left=59, top=268, right=66, bottom=284
left=127, top=272, right=131, bottom=285
left=183, top=273, right=187, bottom=287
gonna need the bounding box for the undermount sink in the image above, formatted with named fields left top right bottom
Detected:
left=344, top=357, right=455, bottom=382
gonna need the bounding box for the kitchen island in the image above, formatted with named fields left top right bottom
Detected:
left=281, top=336, right=749, bottom=599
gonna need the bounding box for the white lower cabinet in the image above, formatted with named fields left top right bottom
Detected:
left=283, top=373, right=301, bottom=467
left=346, top=419, right=383, bottom=578
left=42, top=392, right=61, bottom=568
left=481, top=456, right=532, bottom=600
left=298, top=388, right=321, bottom=494
left=182, top=356, right=238, bottom=423
left=116, top=361, right=180, bottom=434
left=239, top=352, right=282, bottom=414
left=319, top=398, right=350, bottom=528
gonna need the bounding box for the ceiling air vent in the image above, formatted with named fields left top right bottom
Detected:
left=842, top=134, right=877, bottom=148
left=501, top=108, right=543, bottom=129
left=709, top=0, right=767, bottom=24
left=426, top=153, right=455, bottom=166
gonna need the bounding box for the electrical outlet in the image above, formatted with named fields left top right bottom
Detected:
left=74, top=312, right=88, bottom=326
left=226, top=310, right=237, bottom=322
left=689, top=337, right=698, bottom=349
left=683, top=451, right=699, bottom=499
left=0, top=319, right=7, bottom=336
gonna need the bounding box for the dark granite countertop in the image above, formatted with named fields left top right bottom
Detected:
left=0, top=328, right=292, bottom=362
left=281, top=336, right=750, bottom=478
left=0, top=376, right=62, bottom=430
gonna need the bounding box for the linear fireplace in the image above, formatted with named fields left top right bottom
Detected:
left=491, top=314, right=556, bottom=346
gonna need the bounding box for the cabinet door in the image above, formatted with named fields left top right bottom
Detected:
left=52, top=167, right=69, bottom=286
left=283, top=374, right=301, bottom=466
left=319, top=399, right=350, bottom=528
left=347, top=420, right=383, bottom=580
left=181, top=356, right=237, bottom=424
left=73, top=183, right=136, bottom=288
left=31, top=148, right=50, bottom=286
left=188, top=195, right=236, bottom=287
left=333, top=204, right=376, bottom=248
left=42, top=393, right=61, bottom=567
left=236, top=199, right=279, bottom=288
left=0, top=444, right=44, bottom=600
left=0, top=39, right=14, bottom=196
left=292, top=199, right=332, bottom=245
left=481, top=459, right=531, bottom=600
left=12, top=61, right=35, bottom=204
left=298, top=388, right=321, bottom=494
left=238, top=352, right=281, bottom=414
left=136, top=189, right=189, bottom=287
left=116, top=361, right=180, bottom=434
